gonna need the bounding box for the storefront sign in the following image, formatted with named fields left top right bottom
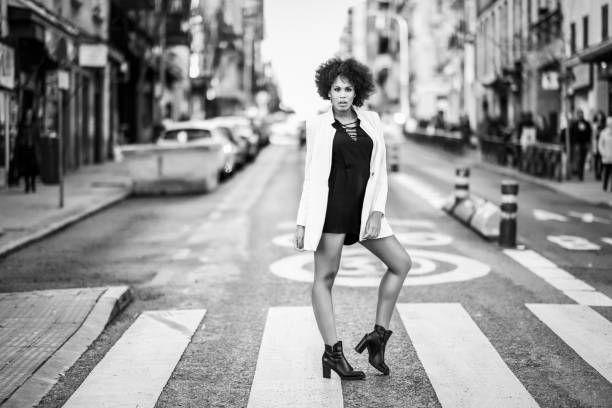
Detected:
left=0, top=43, right=15, bottom=90
left=571, top=63, right=592, bottom=90
left=57, top=70, right=69, bottom=90
left=78, top=43, right=108, bottom=67
left=541, top=70, right=559, bottom=90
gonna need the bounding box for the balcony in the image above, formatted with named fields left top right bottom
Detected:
left=528, top=7, right=562, bottom=51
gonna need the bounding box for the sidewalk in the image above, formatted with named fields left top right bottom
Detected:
left=0, top=286, right=133, bottom=407
left=402, top=138, right=612, bottom=208
left=0, top=160, right=132, bottom=258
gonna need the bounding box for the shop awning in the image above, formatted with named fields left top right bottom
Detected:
left=577, top=39, right=612, bottom=63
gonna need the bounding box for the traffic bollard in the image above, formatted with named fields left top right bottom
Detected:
left=499, top=180, right=518, bottom=247
left=454, top=168, right=470, bottom=204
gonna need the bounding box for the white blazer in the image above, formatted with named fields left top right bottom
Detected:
left=296, top=105, right=393, bottom=252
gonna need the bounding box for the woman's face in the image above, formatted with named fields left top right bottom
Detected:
left=329, top=76, right=355, bottom=113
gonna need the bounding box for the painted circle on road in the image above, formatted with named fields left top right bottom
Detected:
left=269, top=247, right=490, bottom=287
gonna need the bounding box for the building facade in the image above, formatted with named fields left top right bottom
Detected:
left=561, top=0, right=612, bottom=121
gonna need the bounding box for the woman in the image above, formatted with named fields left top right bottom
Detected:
left=294, top=58, right=412, bottom=380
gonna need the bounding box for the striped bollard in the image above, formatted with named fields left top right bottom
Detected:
left=499, top=180, right=518, bottom=247
left=454, top=168, right=470, bottom=204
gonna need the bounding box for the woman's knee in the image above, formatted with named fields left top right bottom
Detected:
left=313, top=269, right=338, bottom=289
left=393, top=253, right=412, bottom=278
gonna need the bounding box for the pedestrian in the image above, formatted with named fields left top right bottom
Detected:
left=15, top=110, right=39, bottom=193
left=568, top=109, right=592, bottom=180
left=294, top=57, right=412, bottom=380
left=593, top=110, right=606, bottom=180
left=599, top=116, right=612, bottom=192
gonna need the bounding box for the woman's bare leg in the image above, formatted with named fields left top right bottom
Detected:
left=312, top=233, right=346, bottom=345
left=360, top=235, right=412, bottom=329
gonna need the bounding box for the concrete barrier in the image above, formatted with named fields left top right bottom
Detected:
left=443, top=193, right=501, bottom=240
left=118, top=143, right=225, bottom=195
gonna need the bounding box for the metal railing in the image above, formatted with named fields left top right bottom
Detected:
left=479, top=136, right=565, bottom=181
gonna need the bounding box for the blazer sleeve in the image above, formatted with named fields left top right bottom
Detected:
left=296, top=119, right=314, bottom=226
left=371, top=112, right=388, bottom=215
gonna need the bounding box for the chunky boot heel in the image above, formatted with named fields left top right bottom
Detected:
left=354, top=324, right=393, bottom=375
left=321, top=341, right=365, bottom=380
left=355, top=335, right=368, bottom=354
left=322, top=362, right=331, bottom=378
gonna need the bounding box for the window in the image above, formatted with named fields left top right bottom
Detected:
left=570, top=22, right=576, bottom=54
left=583, top=15, right=589, bottom=49
left=603, top=5, right=609, bottom=41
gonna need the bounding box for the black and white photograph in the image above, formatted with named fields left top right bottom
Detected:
left=0, top=0, right=611, bottom=407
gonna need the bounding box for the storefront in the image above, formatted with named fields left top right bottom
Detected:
left=0, top=42, right=15, bottom=188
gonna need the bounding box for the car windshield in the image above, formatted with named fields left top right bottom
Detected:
left=216, top=127, right=238, bottom=144
left=163, top=129, right=212, bottom=142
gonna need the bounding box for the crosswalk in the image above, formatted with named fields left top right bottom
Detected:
left=54, top=303, right=611, bottom=407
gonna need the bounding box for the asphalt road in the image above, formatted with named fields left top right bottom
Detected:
left=0, top=140, right=611, bottom=407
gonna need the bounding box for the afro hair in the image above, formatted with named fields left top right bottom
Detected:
left=314, top=58, right=375, bottom=107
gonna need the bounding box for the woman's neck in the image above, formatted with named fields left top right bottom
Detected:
left=333, top=106, right=356, bottom=123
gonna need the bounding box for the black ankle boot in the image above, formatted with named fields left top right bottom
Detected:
left=322, top=341, right=366, bottom=380
left=355, top=324, right=393, bottom=375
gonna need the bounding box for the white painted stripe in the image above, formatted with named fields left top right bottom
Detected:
left=527, top=304, right=612, bottom=383
left=602, top=237, right=612, bottom=246
left=397, top=303, right=538, bottom=408
left=563, top=290, right=612, bottom=306
left=504, top=249, right=612, bottom=306
left=63, top=309, right=206, bottom=408
left=171, top=248, right=191, bottom=260
left=247, top=307, right=342, bottom=408
left=392, top=173, right=447, bottom=209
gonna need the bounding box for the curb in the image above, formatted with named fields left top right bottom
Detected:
left=0, top=190, right=129, bottom=259
left=3, top=285, right=134, bottom=408
left=474, top=160, right=612, bottom=209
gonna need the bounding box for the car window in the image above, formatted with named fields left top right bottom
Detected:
left=217, top=127, right=239, bottom=144
left=163, top=129, right=212, bottom=142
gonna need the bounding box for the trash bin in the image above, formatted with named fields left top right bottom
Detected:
left=39, top=136, right=59, bottom=184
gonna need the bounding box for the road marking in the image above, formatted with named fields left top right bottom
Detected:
left=392, top=173, right=447, bottom=209
left=63, top=309, right=206, bottom=408
left=397, top=303, right=539, bottom=408
left=504, top=249, right=612, bottom=306
left=247, top=307, right=342, bottom=408
left=171, top=248, right=191, bottom=260
left=547, top=235, right=601, bottom=251
left=270, top=247, right=489, bottom=287
left=567, top=211, right=611, bottom=224
left=533, top=209, right=568, bottom=222
left=209, top=211, right=222, bottom=220
left=526, top=304, right=612, bottom=383
left=602, top=237, right=612, bottom=246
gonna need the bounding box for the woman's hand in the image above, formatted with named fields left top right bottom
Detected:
left=363, top=211, right=383, bottom=239
left=294, top=225, right=305, bottom=251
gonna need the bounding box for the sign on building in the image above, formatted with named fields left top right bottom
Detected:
left=0, top=43, right=14, bottom=90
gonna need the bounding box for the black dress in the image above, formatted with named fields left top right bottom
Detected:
left=322, top=118, right=373, bottom=245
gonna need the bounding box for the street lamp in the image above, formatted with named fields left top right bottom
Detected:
left=367, top=10, right=410, bottom=122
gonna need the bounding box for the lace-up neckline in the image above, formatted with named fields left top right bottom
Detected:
left=336, top=119, right=359, bottom=141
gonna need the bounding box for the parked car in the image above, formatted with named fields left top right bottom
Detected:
left=158, top=120, right=239, bottom=178
left=214, top=125, right=249, bottom=169
left=211, top=116, right=261, bottom=161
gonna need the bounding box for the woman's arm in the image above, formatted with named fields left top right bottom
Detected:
left=296, top=120, right=314, bottom=226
